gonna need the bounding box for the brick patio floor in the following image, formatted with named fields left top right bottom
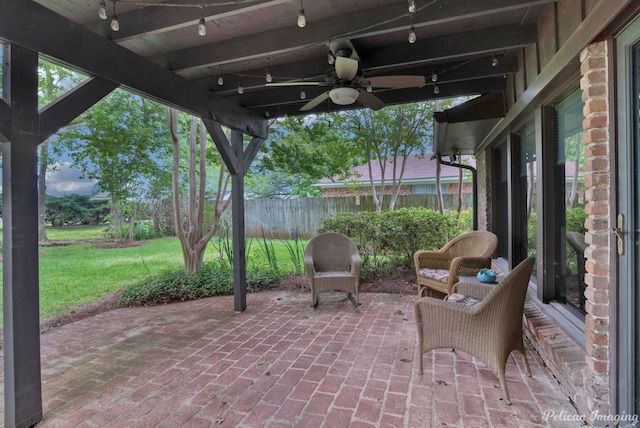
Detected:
left=1, top=291, right=586, bottom=427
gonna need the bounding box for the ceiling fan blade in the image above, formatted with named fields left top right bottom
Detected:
left=356, top=89, right=385, bottom=111
left=335, top=56, right=359, bottom=81
left=266, top=81, right=325, bottom=87
left=365, top=75, right=426, bottom=88
left=300, top=91, right=331, bottom=111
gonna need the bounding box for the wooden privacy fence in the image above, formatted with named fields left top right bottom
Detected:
left=222, top=194, right=472, bottom=239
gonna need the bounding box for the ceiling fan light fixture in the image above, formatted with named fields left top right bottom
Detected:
left=329, top=87, right=359, bottom=105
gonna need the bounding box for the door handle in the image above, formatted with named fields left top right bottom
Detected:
left=610, top=214, right=624, bottom=256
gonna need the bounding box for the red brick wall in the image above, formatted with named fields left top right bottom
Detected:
left=580, top=39, right=612, bottom=417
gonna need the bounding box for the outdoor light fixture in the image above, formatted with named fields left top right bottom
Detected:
left=329, top=87, right=359, bottom=105
left=110, top=0, right=119, bottom=31
left=99, top=0, right=107, bottom=20
left=408, top=25, right=416, bottom=43
left=297, top=1, right=306, bottom=28
left=198, top=17, right=206, bottom=36
left=408, top=0, right=416, bottom=13
left=110, top=15, right=119, bottom=31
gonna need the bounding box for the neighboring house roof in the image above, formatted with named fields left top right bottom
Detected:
left=315, top=154, right=474, bottom=188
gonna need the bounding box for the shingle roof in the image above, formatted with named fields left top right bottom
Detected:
left=316, top=154, right=474, bottom=185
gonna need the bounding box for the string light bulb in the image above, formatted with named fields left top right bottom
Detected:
left=297, top=1, right=306, bottom=27
left=237, top=83, right=244, bottom=95
left=217, top=75, right=224, bottom=86
left=99, top=0, right=107, bottom=20
left=431, top=72, right=438, bottom=82
left=433, top=85, right=440, bottom=94
left=111, top=15, right=119, bottom=31
left=408, top=0, right=416, bottom=13
left=265, top=61, right=273, bottom=83
left=408, top=25, right=416, bottom=44
left=300, top=87, right=307, bottom=100
left=492, top=55, right=499, bottom=67
left=366, top=83, right=372, bottom=92
left=198, top=17, right=206, bottom=36
left=110, top=0, right=119, bottom=31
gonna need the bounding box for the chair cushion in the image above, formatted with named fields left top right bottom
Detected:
left=447, top=293, right=480, bottom=306
left=418, top=268, right=450, bottom=283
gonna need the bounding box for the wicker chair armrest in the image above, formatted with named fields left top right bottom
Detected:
left=350, top=253, right=362, bottom=276
left=451, top=281, right=495, bottom=300
left=449, top=256, right=491, bottom=276
left=304, top=255, right=315, bottom=278
left=414, top=296, right=481, bottom=327
left=414, top=250, right=453, bottom=270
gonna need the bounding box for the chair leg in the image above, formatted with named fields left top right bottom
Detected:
left=499, top=374, right=511, bottom=405
left=347, top=292, right=359, bottom=308
left=522, top=351, right=531, bottom=377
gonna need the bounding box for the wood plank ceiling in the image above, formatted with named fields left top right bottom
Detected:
left=30, top=0, right=551, bottom=118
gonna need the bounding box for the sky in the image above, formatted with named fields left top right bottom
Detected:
left=0, top=161, right=96, bottom=197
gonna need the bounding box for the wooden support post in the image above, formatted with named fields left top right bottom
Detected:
left=2, top=43, right=43, bottom=428
left=231, top=130, right=247, bottom=312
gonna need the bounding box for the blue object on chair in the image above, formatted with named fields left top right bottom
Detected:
left=477, top=268, right=497, bottom=283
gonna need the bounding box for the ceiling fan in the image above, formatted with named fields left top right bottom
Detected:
left=266, top=48, right=426, bottom=111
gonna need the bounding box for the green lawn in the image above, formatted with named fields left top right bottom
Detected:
left=0, top=226, right=306, bottom=327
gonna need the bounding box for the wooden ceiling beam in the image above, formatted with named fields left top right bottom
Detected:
left=85, top=0, right=291, bottom=41
left=157, top=0, right=549, bottom=73
left=361, top=24, right=536, bottom=70
left=0, top=0, right=267, bottom=138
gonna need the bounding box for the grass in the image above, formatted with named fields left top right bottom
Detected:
left=0, top=225, right=307, bottom=328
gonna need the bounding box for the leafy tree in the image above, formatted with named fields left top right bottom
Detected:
left=250, top=114, right=360, bottom=198
left=37, top=59, right=87, bottom=242
left=166, top=108, right=232, bottom=273
left=336, top=103, right=436, bottom=211
left=44, top=194, right=108, bottom=227
left=55, top=89, right=171, bottom=241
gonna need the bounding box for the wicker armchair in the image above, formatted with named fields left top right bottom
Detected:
left=414, top=257, right=535, bottom=405
left=304, top=232, right=361, bottom=308
left=414, top=230, right=498, bottom=298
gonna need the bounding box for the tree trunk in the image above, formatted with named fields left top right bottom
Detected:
left=38, top=142, right=49, bottom=242
left=167, top=108, right=229, bottom=273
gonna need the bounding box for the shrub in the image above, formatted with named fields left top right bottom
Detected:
left=566, top=207, right=587, bottom=234
left=319, top=208, right=462, bottom=275
left=118, top=262, right=284, bottom=307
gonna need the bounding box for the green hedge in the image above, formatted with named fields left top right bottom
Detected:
left=318, top=208, right=465, bottom=277
left=118, top=262, right=284, bottom=307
